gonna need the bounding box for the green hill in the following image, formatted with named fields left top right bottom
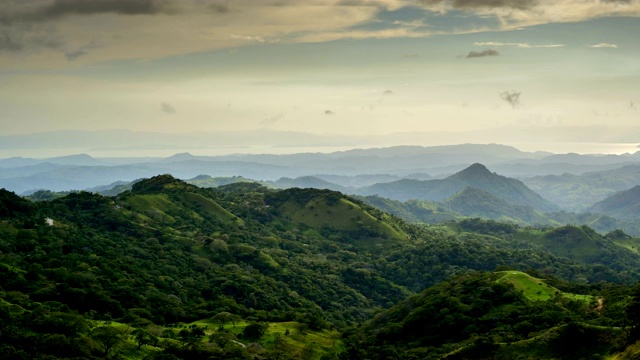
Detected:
left=266, top=188, right=409, bottom=248
left=342, top=271, right=620, bottom=360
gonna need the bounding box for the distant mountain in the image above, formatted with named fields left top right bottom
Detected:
left=0, top=157, right=42, bottom=168
left=220, top=144, right=547, bottom=176
left=314, top=174, right=404, bottom=187
left=267, top=176, right=350, bottom=193
left=160, top=152, right=200, bottom=163
left=186, top=175, right=254, bottom=188
left=443, top=187, right=549, bottom=224
left=360, top=163, right=558, bottom=212
left=523, top=164, right=640, bottom=212
left=587, top=185, right=640, bottom=219
left=44, top=153, right=106, bottom=166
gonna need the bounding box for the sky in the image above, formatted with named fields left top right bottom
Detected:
left=1, top=0, right=640, bottom=155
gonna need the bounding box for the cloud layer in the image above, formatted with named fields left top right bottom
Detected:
left=0, top=0, right=638, bottom=67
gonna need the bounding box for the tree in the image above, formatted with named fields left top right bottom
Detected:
left=132, top=328, right=158, bottom=350
left=212, top=311, right=241, bottom=328
left=91, top=326, right=124, bottom=357
left=209, top=331, right=236, bottom=348
left=242, top=322, right=268, bottom=340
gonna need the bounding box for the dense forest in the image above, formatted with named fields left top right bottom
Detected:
left=3, top=175, right=640, bottom=359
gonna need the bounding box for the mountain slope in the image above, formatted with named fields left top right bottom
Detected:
left=523, top=164, right=640, bottom=212
left=588, top=185, right=640, bottom=219
left=360, top=163, right=558, bottom=212
left=443, top=186, right=550, bottom=224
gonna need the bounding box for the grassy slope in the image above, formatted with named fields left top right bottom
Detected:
left=120, top=192, right=242, bottom=227
left=278, top=195, right=407, bottom=242
left=495, top=271, right=594, bottom=303
left=77, top=318, right=342, bottom=360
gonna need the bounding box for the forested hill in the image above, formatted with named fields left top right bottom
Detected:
left=2, top=176, right=640, bottom=359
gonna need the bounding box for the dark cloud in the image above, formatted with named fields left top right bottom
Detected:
left=161, top=102, right=177, bottom=114
left=209, top=1, right=230, bottom=13
left=500, top=90, right=521, bottom=108
left=417, top=0, right=538, bottom=10
left=465, top=49, right=499, bottom=58
left=0, top=22, right=64, bottom=53
left=41, top=0, right=177, bottom=18
left=0, top=0, right=178, bottom=25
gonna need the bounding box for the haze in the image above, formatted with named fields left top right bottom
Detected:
left=1, top=0, right=639, bottom=157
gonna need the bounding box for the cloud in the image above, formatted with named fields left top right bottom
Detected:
left=500, top=90, right=521, bottom=108
left=36, top=0, right=179, bottom=20
left=261, top=112, right=285, bottom=126
left=475, top=41, right=564, bottom=48
left=161, top=102, right=176, bottom=114
left=589, top=42, right=619, bottom=48
left=418, top=0, right=640, bottom=31
left=0, top=22, right=64, bottom=53
left=209, top=1, right=230, bottom=14
left=465, top=49, right=499, bottom=58
left=2, top=0, right=640, bottom=67
left=64, top=40, right=103, bottom=60
left=230, top=34, right=279, bottom=44
left=417, top=0, right=538, bottom=10
left=0, top=0, right=176, bottom=56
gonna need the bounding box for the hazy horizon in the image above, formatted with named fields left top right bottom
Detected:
left=2, top=1, right=639, bottom=156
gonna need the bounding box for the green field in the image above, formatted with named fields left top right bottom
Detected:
left=495, top=271, right=595, bottom=303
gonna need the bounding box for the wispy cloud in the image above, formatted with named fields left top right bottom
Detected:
left=418, top=0, right=640, bottom=30
left=230, top=34, right=279, bottom=44
left=589, top=42, right=619, bottom=48
left=475, top=41, right=564, bottom=48
left=261, top=112, right=285, bottom=126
